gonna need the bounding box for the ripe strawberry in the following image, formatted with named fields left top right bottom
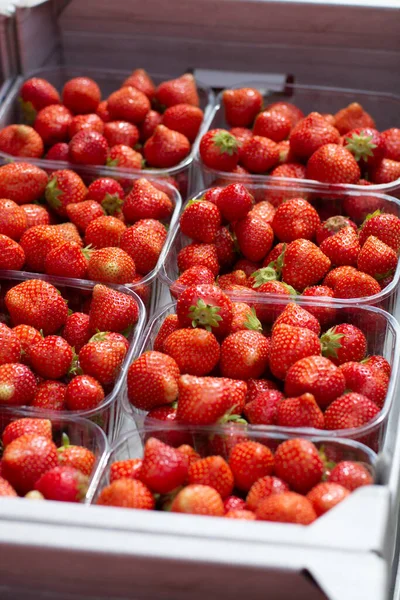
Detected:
left=153, top=315, right=180, bottom=352
left=224, top=496, right=246, bottom=513
left=240, top=136, right=279, bottom=173
left=123, top=178, right=173, bottom=223
left=32, top=380, right=66, bottom=411
left=289, top=112, right=340, bottom=160
left=35, top=465, right=88, bottom=502
left=144, top=405, right=193, bottom=448
left=171, top=484, right=224, bottom=516
left=253, top=110, right=291, bottom=142
left=140, top=110, right=163, bottom=141
left=343, top=189, right=384, bottom=224
left=245, top=377, right=279, bottom=402
left=328, top=460, right=373, bottom=490
left=34, top=104, right=73, bottom=145
left=223, top=87, right=263, bottom=127
left=176, top=374, right=247, bottom=425
left=256, top=491, right=317, bottom=524
left=64, top=374, right=104, bottom=411
left=180, top=200, right=221, bottom=244
left=45, top=241, right=89, bottom=279
left=88, top=284, right=139, bottom=333
left=144, top=124, right=190, bottom=168
left=12, top=324, right=42, bottom=364
left=139, top=437, right=188, bottom=494
left=246, top=476, right=289, bottom=511
left=0, top=323, right=21, bottom=365
left=229, top=303, right=262, bottom=334
left=85, top=215, right=126, bottom=248
left=178, top=243, right=220, bottom=276
left=163, top=328, right=220, bottom=376
left=273, top=303, right=320, bottom=335
left=171, top=266, right=215, bottom=297
left=275, top=438, right=323, bottom=494
left=363, top=355, right=391, bottom=378
left=307, top=482, right=350, bottom=516
left=2, top=418, right=51, bottom=447
left=57, top=435, right=94, bottom=478
left=0, top=199, right=25, bottom=241
left=20, top=77, right=60, bottom=117
left=282, top=239, right=331, bottom=291
left=316, top=215, right=357, bottom=246
left=162, top=103, right=203, bottom=143
left=270, top=162, right=306, bottom=180
left=46, top=142, right=70, bottom=161
left=344, top=127, right=384, bottom=168
left=249, top=280, right=294, bottom=324
left=235, top=214, right=274, bottom=262
left=188, top=456, right=234, bottom=498
left=96, top=100, right=110, bottom=122
left=229, top=441, right=274, bottom=492
left=122, top=68, right=155, bottom=100
left=21, top=208, right=50, bottom=235
left=306, top=144, right=361, bottom=184
left=62, top=312, right=91, bottom=353
left=0, top=477, right=17, bottom=497
left=334, top=102, right=375, bottom=135
left=321, top=323, right=367, bottom=365
left=69, top=113, right=104, bottom=138
left=250, top=200, right=276, bottom=224
left=267, top=101, right=304, bottom=127
left=229, top=127, right=253, bottom=146
left=381, top=128, right=400, bottom=161
left=285, top=355, right=345, bottom=409
left=5, top=279, right=68, bottom=335
left=87, top=176, right=124, bottom=210
left=339, top=362, right=388, bottom=407
left=45, top=169, right=87, bottom=217
left=107, top=144, right=143, bottom=170
left=359, top=212, right=400, bottom=252
left=29, top=335, right=73, bottom=379
left=103, top=120, right=139, bottom=148
left=176, top=284, right=233, bottom=337
left=110, top=459, right=143, bottom=482
left=120, top=221, right=165, bottom=274
left=107, top=86, right=150, bottom=123
left=79, top=331, right=128, bottom=385
left=220, top=330, right=269, bottom=380
left=218, top=271, right=248, bottom=290
left=0, top=124, right=44, bottom=158
left=156, top=74, right=199, bottom=108
left=2, top=433, right=58, bottom=494
left=87, top=247, right=135, bottom=284
left=328, top=267, right=381, bottom=298
left=244, top=389, right=283, bottom=425
left=320, top=226, right=360, bottom=267
left=216, top=183, right=254, bottom=222
left=0, top=363, right=37, bottom=406
left=277, top=393, right=324, bottom=428
left=0, top=162, right=48, bottom=205
left=0, top=235, right=25, bottom=270
left=66, top=200, right=105, bottom=233
left=324, top=392, right=380, bottom=430
left=269, top=323, right=321, bottom=381
left=69, top=130, right=108, bottom=166
left=200, top=129, right=240, bottom=171
left=97, top=478, right=154, bottom=509
left=358, top=235, right=397, bottom=279
left=62, top=77, right=101, bottom=114
left=127, top=351, right=180, bottom=410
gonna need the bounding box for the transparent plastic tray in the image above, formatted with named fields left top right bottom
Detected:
left=0, top=271, right=146, bottom=441
left=160, top=183, right=400, bottom=314
left=195, top=82, right=400, bottom=197
left=0, top=66, right=215, bottom=198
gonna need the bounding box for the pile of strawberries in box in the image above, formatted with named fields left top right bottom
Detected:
left=0, top=73, right=399, bottom=530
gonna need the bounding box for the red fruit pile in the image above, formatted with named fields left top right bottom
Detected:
left=199, top=89, right=400, bottom=185
left=171, top=183, right=400, bottom=300
left=127, top=284, right=390, bottom=440
left=0, top=71, right=204, bottom=172
left=0, top=279, right=139, bottom=412
left=0, top=417, right=96, bottom=502
left=96, top=435, right=373, bottom=524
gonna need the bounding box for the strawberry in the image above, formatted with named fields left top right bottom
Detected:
left=253, top=110, right=291, bottom=142
left=178, top=243, right=220, bottom=276
left=107, top=144, right=142, bottom=170
left=156, top=74, right=199, bottom=108
left=0, top=162, right=48, bottom=205
left=12, top=324, right=42, bottom=364
left=85, top=215, right=126, bottom=248
left=230, top=127, right=253, bottom=146
left=244, top=389, right=284, bottom=425
left=246, top=476, right=289, bottom=511
left=285, top=355, right=346, bottom=409
left=180, top=200, right=221, bottom=244
left=20, top=77, right=60, bottom=117
left=306, top=144, right=361, bottom=184
left=188, top=456, right=234, bottom=498
left=289, top=112, right=340, bottom=159
left=97, top=478, right=155, bottom=509
left=269, top=323, right=321, bottom=380
left=236, top=258, right=262, bottom=277
left=45, top=169, right=87, bottom=217
left=200, top=129, right=239, bottom=171
left=54, top=222, right=83, bottom=247
left=249, top=200, right=276, bottom=224
left=144, top=405, right=192, bottom=448
left=2, top=433, right=58, bottom=494
left=220, top=330, right=270, bottom=380
left=2, top=418, right=51, bottom=447
left=256, top=492, right=317, bottom=524
left=235, top=214, right=274, bottom=262
left=339, top=362, right=388, bottom=407
left=45, top=242, right=89, bottom=279
left=359, top=212, right=400, bottom=251
left=277, top=393, right=324, bottom=428
left=0, top=199, right=26, bottom=241
left=0, top=235, right=25, bottom=270
left=267, top=101, right=304, bottom=127
left=88, top=284, right=139, bottom=333
left=69, top=113, right=104, bottom=137
left=176, top=284, right=233, bottom=337
left=274, top=438, right=323, bottom=493
left=29, top=335, right=73, bottom=379
left=240, top=136, right=279, bottom=173
left=22, top=204, right=51, bottom=228
left=46, top=142, right=70, bottom=161
left=62, top=313, right=91, bottom=354
left=223, top=88, right=263, bottom=127
left=363, top=355, right=391, bottom=378
left=103, top=120, right=139, bottom=148
left=282, top=239, right=331, bottom=291
left=162, top=103, right=203, bottom=143
left=122, top=68, right=156, bottom=100
left=321, top=323, right=367, bottom=365
left=176, top=375, right=247, bottom=425
left=229, top=441, right=274, bottom=491
left=307, top=482, right=350, bottom=516
left=96, top=100, right=110, bottom=122
left=273, top=303, right=320, bottom=335
left=357, top=235, right=397, bottom=279
left=224, top=495, right=246, bottom=512
left=62, top=77, right=101, bottom=114
left=32, top=380, right=66, bottom=411
left=0, top=323, right=21, bottom=365
left=79, top=332, right=128, bottom=385
left=245, top=378, right=279, bottom=402
left=0, top=124, right=44, bottom=158
left=271, top=198, right=320, bottom=243
left=66, top=201, right=105, bottom=233
left=35, top=465, right=88, bottom=502
left=87, top=176, right=125, bottom=209
left=229, top=303, right=262, bottom=334
left=34, top=104, right=73, bottom=145
left=381, top=128, right=400, bottom=161
left=316, top=215, right=357, bottom=246
left=163, top=328, right=220, bottom=376
left=324, top=392, right=380, bottom=430
left=123, top=178, right=173, bottom=223
left=250, top=280, right=295, bottom=324
left=343, top=190, right=384, bottom=224
left=65, top=374, right=104, bottom=411
left=216, top=183, right=254, bottom=222
left=127, top=351, right=180, bottom=410
left=5, top=279, right=68, bottom=335
left=327, top=267, right=381, bottom=298
left=171, top=484, right=224, bottom=516
left=218, top=271, right=248, bottom=291
left=270, top=162, right=306, bottom=179
left=334, top=103, right=375, bottom=135
left=225, top=509, right=256, bottom=520
left=328, top=460, right=373, bottom=490
left=139, top=437, right=188, bottom=494
left=69, top=130, right=109, bottom=166
left=107, top=86, right=150, bottom=123
left=0, top=363, right=37, bottom=406
left=120, top=220, right=165, bottom=274
left=140, top=110, right=163, bottom=141
left=319, top=226, right=360, bottom=267
left=344, top=127, right=384, bottom=168
left=171, top=266, right=215, bottom=297
left=144, top=124, right=190, bottom=168
left=87, top=247, right=135, bottom=284
left=153, top=315, right=180, bottom=351
left=0, top=477, right=17, bottom=497
left=110, top=459, right=143, bottom=482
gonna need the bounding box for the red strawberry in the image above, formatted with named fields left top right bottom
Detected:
left=85, top=215, right=126, bottom=248
left=316, top=215, right=357, bottom=245
left=45, top=169, right=87, bottom=217
left=339, top=362, right=388, bottom=407
left=306, top=144, right=361, bottom=184
left=334, top=103, right=375, bottom=135
left=144, top=124, right=190, bottom=168
left=307, top=482, right=350, bottom=516
left=220, top=330, right=269, bottom=380
left=277, top=393, right=324, bottom=428
left=331, top=268, right=381, bottom=298
left=250, top=200, right=276, bottom=224
left=0, top=124, right=44, bottom=158
left=69, top=113, right=104, bottom=137
left=273, top=303, right=320, bottom=335
left=53, top=222, right=83, bottom=247
left=62, top=313, right=91, bottom=352
left=144, top=405, right=192, bottom=448
left=357, top=235, right=397, bottom=280
left=162, top=103, right=203, bottom=143
left=32, top=380, right=66, bottom=411
left=363, top=355, right=391, bottom=378
left=29, top=336, right=73, bottom=379
left=229, top=441, right=274, bottom=492
left=176, top=284, right=233, bottom=337
left=65, top=375, right=105, bottom=411
left=253, top=110, right=291, bottom=142
left=5, top=279, right=68, bottom=335
left=324, top=392, right=380, bottom=430
left=45, top=241, right=89, bottom=279
left=200, top=129, right=239, bottom=171
left=274, top=438, right=323, bottom=493
left=96, top=100, right=110, bottom=122
left=236, top=258, right=262, bottom=277
left=320, top=226, right=360, bottom=267
left=88, top=284, right=139, bottom=333
left=229, top=303, right=262, bottom=334
left=153, top=315, right=180, bottom=352
left=176, top=375, right=247, bottom=425
left=359, top=212, right=400, bottom=251
left=110, top=459, right=143, bottom=482
left=188, top=455, right=234, bottom=498
left=2, top=433, right=58, bottom=494
left=285, top=355, right=345, bottom=409
left=0, top=477, right=17, bottom=497
left=251, top=280, right=296, bottom=324
left=245, top=378, right=279, bottom=403
left=69, top=130, right=108, bottom=166
left=235, top=214, right=274, bottom=262
left=223, top=88, right=263, bottom=127
left=163, top=328, right=220, bottom=376
left=140, top=110, right=163, bottom=142
left=171, top=484, right=224, bottom=516
left=107, top=86, right=150, bottom=123
left=139, top=437, right=188, bottom=494
left=321, top=323, right=367, bottom=365
left=225, top=509, right=255, bottom=520
left=381, top=128, right=400, bottom=161
left=0, top=162, right=48, bottom=205
left=244, top=389, right=284, bottom=425
left=103, top=120, right=139, bottom=148
left=256, top=492, right=316, bottom=524
left=87, top=247, right=135, bottom=284
left=87, top=176, right=124, bottom=210
left=240, top=136, right=279, bottom=173
left=171, top=266, right=215, bottom=297
left=266, top=101, right=304, bottom=127
left=107, top=144, right=142, bottom=170
left=289, top=112, right=340, bottom=160
left=35, top=465, right=88, bottom=502
left=22, top=204, right=51, bottom=228
left=79, top=332, right=128, bottom=385
left=343, top=189, right=384, bottom=224
left=19, top=225, right=63, bottom=272
left=246, top=476, right=289, bottom=511
left=218, top=271, right=248, bottom=291
left=216, top=183, right=254, bottom=222
left=224, top=495, right=246, bottom=513
left=122, top=68, right=155, bottom=100
left=156, top=74, right=199, bottom=108
left=2, top=418, right=51, bottom=447
left=0, top=323, right=21, bottom=365
left=123, top=178, right=173, bottom=223
left=282, top=239, right=331, bottom=291
left=269, top=323, right=321, bottom=380
left=62, top=77, right=101, bottom=114
left=230, top=127, right=253, bottom=146
left=66, top=200, right=105, bottom=233
left=57, top=434, right=95, bottom=476
left=97, top=478, right=154, bottom=509
left=0, top=199, right=26, bottom=240
left=12, top=324, right=42, bottom=364
left=20, top=77, right=60, bottom=117
left=34, top=104, right=73, bottom=145
left=0, top=363, right=37, bottom=406
left=127, top=351, right=180, bottom=410
left=344, top=127, right=384, bottom=168
left=46, top=142, right=70, bottom=161
left=177, top=243, right=219, bottom=276
left=180, top=200, right=221, bottom=243
left=0, top=235, right=25, bottom=270
left=328, top=460, right=373, bottom=490
left=120, top=221, right=165, bottom=274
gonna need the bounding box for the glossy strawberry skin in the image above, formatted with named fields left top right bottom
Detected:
left=88, top=284, right=139, bottom=334
left=65, top=375, right=105, bottom=411
left=34, top=105, right=73, bottom=146
left=188, top=455, right=234, bottom=498
left=62, top=77, right=101, bottom=114
left=220, top=330, right=270, bottom=380
left=87, top=247, right=136, bottom=284
left=107, top=86, right=150, bottom=124
left=20, top=225, right=64, bottom=272
left=328, top=460, right=373, bottom=490
left=0, top=162, right=48, bottom=205
left=269, top=323, right=321, bottom=380
left=246, top=475, right=289, bottom=511
left=277, top=393, right=325, bottom=429
left=289, top=112, right=340, bottom=160
left=0, top=124, right=44, bottom=158
left=45, top=169, right=87, bottom=217
left=320, top=226, right=360, bottom=267
left=123, top=178, right=173, bottom=224
left=45, top=242, right=88, bottom=279
left=272, top=198, right=320, bottom=243
left=171, top=266, right=215, bottom=298
left=20, top=77, right=61, bottom=113
left=0, top=363, right=37, bottom=406
left=144, top=124, right=191, bottom=168
left=127, top=351, right=180, bottom=411
left=22, top=204, right=51, bottom=228
left=223, top=88, right=263, bottom=128
left=359, top=213, right=400, bottom=252
left=177, top=243, right=219, bottom=277
left=273, top=303, right=321, bottom=336
left=46, top=142, right=70, bottom=161
left=171, top=484, right=224, bottom=516
left=32, top=380, right=67, bottom=411
left=321, top=323, right=367, bottom=365
left=97, top=478, right=155, bottom=509
left=110, top=459, right=143, bottom=482
left=35, top=465, right=89, bottom=502
left=282, top=239, right=331, bottom=291
left=339, top=361, right=388, bottom=408
left=29, top=335, right=73, bottom=380
left=85, top=215, right=126, bottom=249
left=140, top=110, right=163, bottom=142
left=180, top=200, right=221, bottom=244
left=69, top=113, right=104, bottom=138
left=334, top=102, right=375, bottom=135
left=255, top=491, right=317, bottom=524
left=306, top=144, right=361, bottom=184
left=0, top=323, right=22, bottom=366
left=79, top=334, right=127, bottom=385
left=244, top=389, right=284, bottom=425
left=162, top=103, right=203, bottom=143
left=235, top=215, right=274, bottom=262
left=253, top=110, right=292, bottom=142
left=69, top=130, right=109, bottom=166
left=107, top=144, right=142, bottom=170
left=122, top=69, right=156, bottom=100
left=240, top=136, right=279, bottom=173
left=0, top=235, right=25, bottom=270
left=285, top=356, right=346, bottom=409
left=274, top=438, right=324, bottom=494
left=163, top=328, right=220, bottom=376
left=324, top=392, right=380, bottom=430
left=357, top=235, right=398, bottom=280
left=2, top=418, right=52, bottom=447
left=229, top=441, right=275, bottom=492
left=120, top=220, right=165, bottom=275
left=200, top=129, right=240, bottom=172
left=156, top=74, right=200, bottom=108
left=139, top=437, right=188, bottom=494
left=66, top=201, right=105, bottom=234
left=176, top=284, right=233, bottom=338
left=103, top=120, right=139, bottom=147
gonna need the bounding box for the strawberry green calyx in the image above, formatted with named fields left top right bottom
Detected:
left=251, top=266, right=279, bottom=287
left=374, top=268, right=395, bottom=282
left=101, top=193, right=124, bottom=215
left=59, top=432, right=71, bottom=451
left=185, top=198, right=203, bottom=209
left=345, top=132, right=377, bottom=162
left=219, top=413, right=248, bottom=426
left=212, top=131, right=239, bottom=156
left=361, top=209, right=381, bottom=227
left=188, top=299, right=222, bottom=331
left=45, top=176, right=64, bottom=210
left=244, top=308, right=262, bottom=332
left=89, top=331, right=108, bottom=343
left=320, top=327, right=344, bottom=358
left=106, top=156, right=119, bottom=168
left=68, top=351, right=83, bottom=376
left=18, top=97, right=37, bottom=125
left=319, top=446, right=336, bottom=479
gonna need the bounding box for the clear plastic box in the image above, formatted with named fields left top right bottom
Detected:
left=0, top=271, right=146, bottom=441
left=0, top=66, right=215, bottom=198
left=195, top=82, right=400, bottom=197
left=160, top=183, right=400, bottom=315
